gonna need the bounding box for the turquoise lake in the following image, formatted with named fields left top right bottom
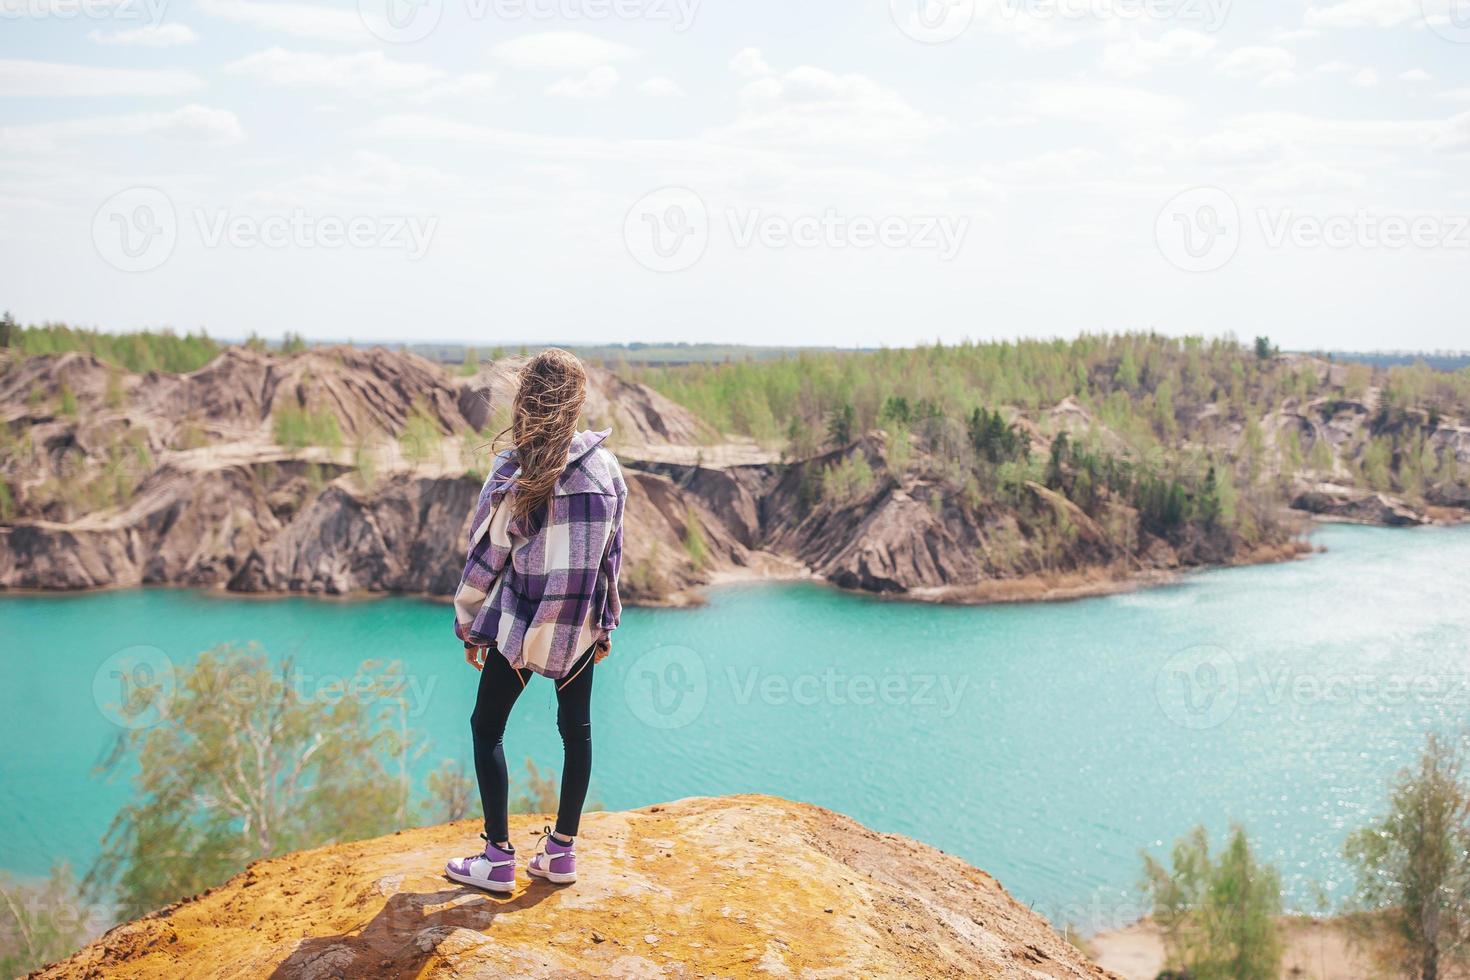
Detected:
left=2, top=522, right=1468, bottom=929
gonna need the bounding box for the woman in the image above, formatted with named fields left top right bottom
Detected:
left=445, top=348, right=626, bottom=893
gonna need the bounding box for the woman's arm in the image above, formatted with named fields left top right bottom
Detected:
left=454, top=460, right=516, bottom=648
left=594, top=490, right=624, bottom=637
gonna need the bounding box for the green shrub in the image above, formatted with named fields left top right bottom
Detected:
left=1344, top=733, right=1470, bottom=980
left=273, top=404, right=343, bottom=452
left=87, top=646, right=426, bottom=919
left=0, top=865, right=90, bottom=976
left=682, top=506, right=709, bottom=569
left=14, top=322, right=219, bottom=373
left=399, top=401, right=442, bottom=469
left=1141, top=825, right=1283, bottom=980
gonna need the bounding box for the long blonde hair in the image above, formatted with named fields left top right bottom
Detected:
left=499, top=348, right=587, bottom=520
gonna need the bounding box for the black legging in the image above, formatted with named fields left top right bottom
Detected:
left=471, top=646, right=595, bottom=844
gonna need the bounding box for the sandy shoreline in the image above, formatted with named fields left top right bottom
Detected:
left=1091, top=917, right=1375, bottom=980
left=670, top=537, right=1316, bottom=609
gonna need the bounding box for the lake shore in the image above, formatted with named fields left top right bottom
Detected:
left=1091, top=916, right=1375, bottom=980
left=663, top=535, right=1317, bottom=608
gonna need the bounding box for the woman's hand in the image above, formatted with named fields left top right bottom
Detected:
left=465, top=643, right=487, bottom=671
left=593, top=634, right=612, bottom=664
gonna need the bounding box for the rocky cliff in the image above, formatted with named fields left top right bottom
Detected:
left=0, top=347, right=745, bottom=601
left=2, top=345, right=1464, bottom=603
left=33, top=795, right=1116, bottom=980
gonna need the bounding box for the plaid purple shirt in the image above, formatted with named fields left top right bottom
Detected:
left=453, top=429, right=627, bottom=679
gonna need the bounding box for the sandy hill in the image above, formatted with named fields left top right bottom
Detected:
left=34, top=796, right=1116, bottom=980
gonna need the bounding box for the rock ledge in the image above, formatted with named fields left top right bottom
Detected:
left=36, top=795, right=1115, bottom=979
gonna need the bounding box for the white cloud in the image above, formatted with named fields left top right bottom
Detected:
left=1230, top=111, right=1440, bottom=150
left=1400, top=69, right=1432, bottom=83
left=224, top=49, right=446, bottom=95
left=971, top=0, right=1094, bottom=51
left=414, top=73, right=497, bottom=102
left=637, top=76, right=684, bottom=97
left=993, top=147, right=1105, bottom=183
left=730, top=47, right=772, bottom=78
left=358, top=114, right=619, bottom=159
left=1099, top=29, right=1216, bottom=79
left=707, top=64, right=948, bottom=150
left=1439, top=88, right=1470, bottom=102
left=1126, top=129, right=1279, bottom=166
left=1433, top=111, right=1470, bottom=155
left=1216, top=46, right=1297, bottom=87
left=87, top=24, right=199, bottom=46
left=546, top=66, right=620, bottom=100
left=196, top=0, right=367, bottom=42
left=1318, top=62, right=1382, bottom=86
left=1252, top=161, right=1368, bottom=195
left=3, top=104, right=243, bottom=153
left=1270, top=28, right=1319, bottom=42
left=0, top=59, right=202, bottom=97
left=249, top=151, right=461, bottom=210
left=1023, top=81, right=1191, bottom=129
left=1303, top=0, right=1417, bottom=27
left=492, top=31, right=637, bottom=71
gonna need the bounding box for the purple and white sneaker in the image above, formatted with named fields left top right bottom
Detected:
left=527, top=826, right=576, bottom=884
left=446, top=838, right=516, bottom=894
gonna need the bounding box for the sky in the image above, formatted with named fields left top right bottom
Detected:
left=2, top=0, right=1468, bottom=350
